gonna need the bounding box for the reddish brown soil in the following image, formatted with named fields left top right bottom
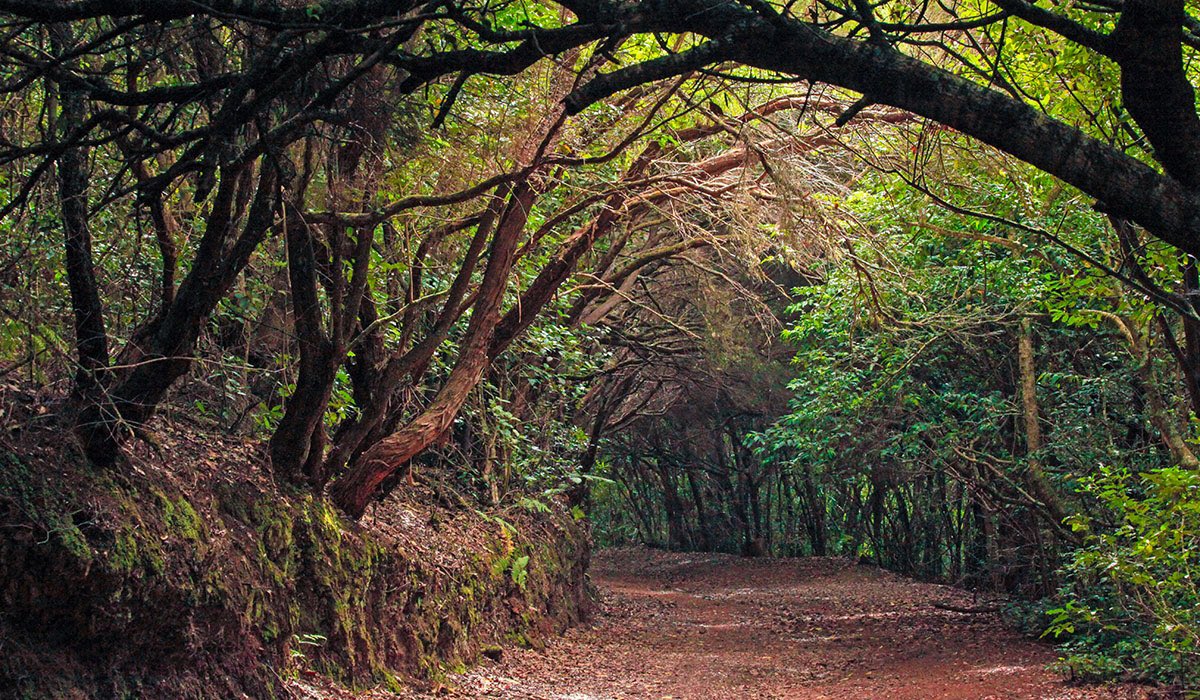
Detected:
left=412, top=548, right=1158, bottom=700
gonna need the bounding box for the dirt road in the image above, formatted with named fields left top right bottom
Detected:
left=432, top=548, right=1154, bottom=700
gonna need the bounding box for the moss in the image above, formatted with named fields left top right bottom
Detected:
left=252, top=497, right=299, bottom=586
left=154, top=489, right=205, bottom=544
left=277, top=496, right=397, bottom=683
left=108, top=528, right=142, bottom=574
left=196, top=566, right=228, bottom=603
left=54, top=516, right=94, bottom=563
left=262, top=619, right=281, bottom=643
left=254, top=498, right=297, bottom=555
left=0, top=451, right=94, bottom=564
left=504, top=630, right=533, bottom=649
left=380, top=671, right=407, bottom=694
left=112, top=517, right=165, bottom=577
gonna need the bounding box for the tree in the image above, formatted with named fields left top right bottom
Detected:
left=6, top=0, right=1200, bottom=520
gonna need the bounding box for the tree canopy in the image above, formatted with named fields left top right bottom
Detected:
left=2, top=0, right=1200, bottom=688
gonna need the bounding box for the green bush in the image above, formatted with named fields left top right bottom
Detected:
left=1048, top=466, right=1200, bottom=687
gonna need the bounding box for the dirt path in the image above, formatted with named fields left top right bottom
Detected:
left=428, top=548, right=1154, bottom=700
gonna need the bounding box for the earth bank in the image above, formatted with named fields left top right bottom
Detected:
left=0, top=404, right=591, bottom=699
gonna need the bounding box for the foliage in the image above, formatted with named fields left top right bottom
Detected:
left=1049, top=466, right=1200, bottom=686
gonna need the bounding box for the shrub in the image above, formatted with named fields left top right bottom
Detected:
left=1048, top=466, right=1200, bottom=687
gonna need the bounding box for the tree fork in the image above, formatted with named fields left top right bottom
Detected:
left=330, top=184, right=537, bottom=518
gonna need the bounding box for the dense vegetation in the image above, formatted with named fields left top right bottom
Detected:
left=1, top=0, right=1199, bottom=693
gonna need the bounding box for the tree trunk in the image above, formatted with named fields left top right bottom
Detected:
left=78, top=163, right=279, bottom=465
left=1016, top=318, right=1070, bottom=525
left=801, top=466, right=827, bottom=555
left=1107, top=312, right=1200, bottom=468
left=322, top=205, right=499, bottom=479
left=685, top=464, right=714, bottom=551
left=1177, top=259, right=1200, bottom=417
left=652, top=458, right=688, bottom=550
left=868, top=482, right=884, bottom=564
left=268, top=207, right=339, bottom=486
left=51, top=26, right=110, bottom=401
left=271, top=70, right=392, bottom=486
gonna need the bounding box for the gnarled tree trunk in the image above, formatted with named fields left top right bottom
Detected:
left=330, top=183, right=537, bottom=517
left=78, top=164, right=281, bottom=465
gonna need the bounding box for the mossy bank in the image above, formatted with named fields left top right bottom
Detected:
left=0, top=418, right=592, bottom=698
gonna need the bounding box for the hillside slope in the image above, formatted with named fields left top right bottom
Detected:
left=0, top=393, right=591, bottom=698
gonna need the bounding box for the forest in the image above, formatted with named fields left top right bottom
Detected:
left=0, top=0, right=1197, bottom=697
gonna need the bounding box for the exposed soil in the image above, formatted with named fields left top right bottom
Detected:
left=402, top=547, right=1162, bottom=700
